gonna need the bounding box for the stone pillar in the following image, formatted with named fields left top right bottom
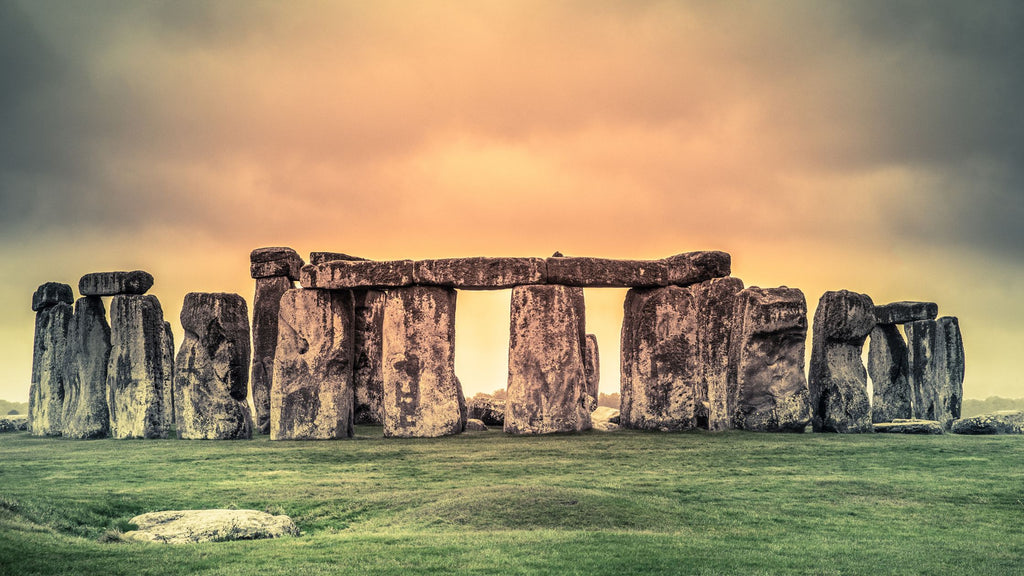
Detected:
left=584, top=333, right=600, bottom=411
left=809, top=290, right=876, bottom=433
left=905, top=317, right=964, bottom=427
left=728, top=286, right=810, bottom=432
left=271, top=288, right=355, bottom=440
left=695, top=277, right=744, bottom=431
left=29, top=282, right=74, bottom=436
left=174, top=293, right=253, bottom=440
left=868, top=324, right=913, bottom=423
left=107, top=294, right=172, bottom=439
left=381, top=286, right=465, bottom=437
left=937, top=317, right=965, bottom=425
left=353, top=289, right=386, bottom=424
left=161, top=322, right=175, bottom=431
left=505, top=285, right=591, bottom=434
left=61, top=296, right=111, bottom=439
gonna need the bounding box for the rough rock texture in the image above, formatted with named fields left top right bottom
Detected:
left=250, top=247, right=304, bottom=280
left=591, top=406, right=621, bottom=431
left=106, top=295, right=172, bottom=439
left=29, top=291, right=72, bottom=436
left=309, top=252, right=368, bottom=265
left=160, top=322, right=175, bottom=431
left=465, top=418, right=488, bottom=432
left=728, top=287, right=810, bottom=432
left=937, top=317, right=965, bottom=426
left=546, top=256, right=667, bottom=287
left=584, top=334, right=600, bottom=410
left=466, top=398, right=505, bottom=426
left=381, top=287, right=465, bottom=437
left=505, top=285, right=591, bottom=434
left=809, top=290, right=876, bottom=433
left=868, top=324, right=913, bottom=423
left=873, top=419, right=944, bottom=434
left=353, top=289, right=385, bottom=425
left=174, top=293, right=253, bottom=440
left=61, top=297, right=111, bottom=439
left=905, top=317, right=965, bottom=427
left=78, top=271, right=154, bottom=296
left=873, top=301, right=938, bottom=325
left=694, top=277, right=744, bottom=431
left=414, top=257, right=546, bottom=289
left=31, top=282, right=73, bottom=312
left=301, top=259, right=415, bottom=289
left=663, top=251, right=732, bottom=286
left=0, top=416, right=28, bottom=433
left=950, top=411, right=1024, bottom=435
left=250, top=275, right=294, bottom=434
left=271, top=289, right=355, bottom=440
left=122, top=510, right=299, bottom=544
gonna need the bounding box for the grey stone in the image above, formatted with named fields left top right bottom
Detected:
left=78, top=271, right=154, bottom=296
left=663, top=251, right=732, bottom=287
left=414, top=257, right=546, bottom=289
left=466, top=398, right=505, bottom=426
left=271, top=289, right=355, bottom=440
left=937, top=316, right=965, bottom=425
left=29, top=298, right=72, bottom=436
left=353, top=290, right=385, bottom=425
left=868, top=324, right=913, bottom=423
left=873, top=301, right=938, bottom=325
left=250, top=275, right=294, bottom=434
left=301, top=259, right=415, bottom=289
left=106, top=295, right=171, bottom=439
left=728, top=287, right=810, bottom=432
left=694, top=277, right=744, bottom=431
left=905, top=317, right=964, bottom=427
left=381, top=286, right=465, bottom=437
left=873, top=420, right=944, bottom=434
left=591, top=406, right=621, bottom=431
left=809, top=290, right=876, bottom=433
left=174, top=293, right=253, bottom=440
left=308, top=252, right=368, bottom=265
left=465, top=418, right=488, bottom=432
left=584, top=334, right=600, bottom=411
left=0, top=416, right=28, bottom=433
left=505, top=285, right=591, bottom=434
left=31, top=282, right=73, bottom=312
left=122, top=510, right=299, bottom=544
left=61, top=297, right=111, bottom=439
left=950, top=411, right=1024, bottom=435
left=546, top=256, right=667, bottom=287
left=161, top=322, right=175, bottom=432
left=250, top=247, right=304, bottom=280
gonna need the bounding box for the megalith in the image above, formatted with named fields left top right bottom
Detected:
left=353, top=289, right=386, bottom=424
left=728, top=286, right=810, bottom=432
left=695, top=277, right=744, bottom=431
left=61, top=296, right=111, bottom=439
left=906, top=317, right=964, bottom=427
left=809, top=290, right=876, bottom=433
left=937, top=316, right=965, bottom=426
left=79, top=271, right=154, bottom=296
left=271, top=288, right=355, bottom=440
left=161, top=322, right=175, bottom=431
left=381, top=286, right=465, bottom=437
left=107, top=294, right=172, bottom=439
left=174, top=293, right=253, bottom=440
left=29, top=282, right=73, bottom=436
left=584, top=334, right=600, bottom=411
left=868, top=324, right=913, bottom=423
left=505, top=285, right=591, bottom=434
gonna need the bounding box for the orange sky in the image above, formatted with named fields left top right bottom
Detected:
left=2, top=1, right=1022, bottom=403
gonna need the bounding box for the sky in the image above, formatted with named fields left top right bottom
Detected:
left=2, top=0, right=1022, bottom=404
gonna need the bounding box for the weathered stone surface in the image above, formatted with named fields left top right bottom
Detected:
left=0, top=416, right=28, bottom=433
left=868, top=324, right=913, bottom=423
left=663, top=251, right=732, bottom=286
left=584, top=334, right=600, bottom=411
left=465, top=418, right=488, bottom=432
left=271, top=289, right=355, bottom=440
left=694, top=277, right=744, bottom=431
left=29, top=297, right=72, bottom=436
left=873, top=301, right=938, bottom=325
left=414, top=257, right=546, bottom=289
left=61, top=297, right=111, bottom=439
left=301, top=260, right=415, bottom=289
left=466, top=398, right=505, bottom=426
left=353, top=290, right=385, bottom=425
left=160, top=322, right=175, bottom=431
left=250, top=247, right=304, bottom=280
left=174, top=293, right=253, bottom=440
left=78, top=271, right=154, bottom=296
left=905, top=317, right=964, bottom=427
left=950, top=411, right=1024, bottom=435
left=122, top=510, right=299, bottom=544
left=873, top=419, right=944, bottom=434
left=309, top=252, right=368, bottom=265
left=250, top=275, right=294, bottom=434
left=381, top=287, right=465, bottom=437
left=937, top=316, right=965, bottom=426
left=106, top=295, right=171, bottom=439
left=728, top=287, right=810, bottom=432
left=809, top=290, right=876, bottom=433
left=506, top=285, right=591, bottom=434
left=546, top=256, right=666, bottom=287
left=31, top=282, right=73, bottom=312
left=591, top=406, right=621, bottom=431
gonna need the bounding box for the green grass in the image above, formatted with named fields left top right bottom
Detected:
left=1, top=428, right=1022, bottom=575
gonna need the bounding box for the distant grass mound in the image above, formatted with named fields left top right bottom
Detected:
left=1, top=428, right=1021, bottom=575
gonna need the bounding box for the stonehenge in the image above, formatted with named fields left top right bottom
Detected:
left=107, top=294, right=173, bottom=439
left=809, top=290, right=875, bottom=433
left=868, top=301, right=938, bottom=423
left=29, top=283, right=73, bottom=436
left=62, top=297, right=111, bottom=439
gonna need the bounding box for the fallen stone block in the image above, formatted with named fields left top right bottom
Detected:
left=873, top=419, right=944, bottom=434
left=122, top=509, right=299, bottom=544
left=414, top=257, right=546, bottom=289
left=250, top=247, right=304, bottom=280
left=591, top=406, right=621, bottom=431
left=465, top=419, right=488, bottom=432
left=466, top=398, right=505, bottom=426
left=873, top=301, right=938, bottom=325
left=301, top=259, right=415, bottom=289
left=79, top=271, right=154, bottom=296
left=809, top=290, right=876, bottom=433
left=951, top=411, right=1024, bottom=435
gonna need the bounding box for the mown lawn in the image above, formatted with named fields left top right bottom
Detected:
left=1, top=427, right=1021, bottom=575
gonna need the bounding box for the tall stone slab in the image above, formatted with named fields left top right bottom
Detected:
left=506, top=285, right=591, bottom=434
left=271, top=289, right=355, bottom=440
left=904, top=319, right=941, bottom=422
left=174, top=293, right=253, bottom=440
left=584, top=334, right=600, bottom=411
left=694, top=277, right=744, bottom=431
left=809, top=290, right=876, bottom=433
left=727, top=287, right=810, bottom=432
left=107, top=295, right=171, bottom=439
left=381, top=286, right=465, bottom=437
left=937, top=317, right=964, bottom=425
left=868, top=324, right=913, bottom=423
left=61, top=297, right=111, bottom=439
left=353, top=289, right=386, bottom=424
left=29, top=283, right=73, bottom=436
left=250, top=275, right=293, bottom=434
left=161, top=322, right=175, bottom=431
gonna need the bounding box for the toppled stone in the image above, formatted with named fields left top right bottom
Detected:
left=413, top=257, right=546, bottom=289
left=122, top=509, right=299, bottom=544
left=250, top=275, right=294, bottom=434
left=31, top=282, right=73, bottom=312
left=308, top=252, right=368, bottom=265
left=353, top=290, right=385, bottom=425
left=873, top=419, right=944, bottom=434
left=61, top=297, right=111, bottom=439
left=663, top=251, right=732, bottom=286
left=546, top=256, right=666, bottom=287
left=271, top=289, right=355, bottom=440
left=381, top=287, right=465, bottom=437
left=506, top=285, right=591, bottom=434
left=950, top=411, right=1024, bottom=435
left=728, top=287, right=810, bottom=432
left=873, top=301, right=938, bottom=325
left=175, top=293, right=253, bottom=440
left=78, top=271, right=154, bottom=296
left=465, top=419, right=488, bottom=432
left=905, top=317, right=964, bottom=427
left=29, top=290, right=72, bottom=436
left=301, top=260, right=415, bottom=289
left=591, top=406, right=621, bottom=431
left=0, top=416, right=28, bottom=433
left=466, top=398, right=505, bottom=426
left=809, top=290, right=875, bottom=433
left=250, top=247, right=304, bottom=280
left=106, top=295, right=172, bottom=439
left=868, top=324, right=913, bottom=423
left=584, top=334, right=600, bottom=411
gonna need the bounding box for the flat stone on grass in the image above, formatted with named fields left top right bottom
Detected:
left=122, top=509, right=299, bottom=544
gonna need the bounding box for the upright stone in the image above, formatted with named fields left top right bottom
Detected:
left=905, top=319, right=941, bottom=422
left=506, top=285, right=591, bottom=434
left=161, top=322, right=175, bottom=431
left=353, top=290, right=386, bottom=424
left=29, top=283, right=73, bottom=436
left=809, top=290, right=876, bottom=433
left=61, top=297, right=111, bottom=439
left=175, top=293, right=253, bottom=440
left=271, top=289, right=355, bottom=440
left=694, top=277, right=744, bottom=431
left=728, top=287, right=810, bottom=432
left=107, top=295, right=171, bottom=439
left=868, top=324, right=913, bottom=423
left=936, top=317, right=965, bottom=426
left=381, top=286, right=465, bottom=437
left=250, top=247, right=304, bottom=280
left=584, top=334, right=600, bottom=411
left=250, top=275, right=293, bottom=434
left=79, top=271, right=154, bottom=296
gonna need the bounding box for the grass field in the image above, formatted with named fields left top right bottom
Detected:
left=1, top=427, right=1021, bottom=575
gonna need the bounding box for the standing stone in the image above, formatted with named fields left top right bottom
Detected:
left=381, top=286, right=465, bottom=437
left=937, top=316, right=964, bottom=425
left=809, top=290, right=876, bottom=433
left=868, top=324, right=913, bottom=423
left=78, top=271, right=154, bottom=296
left=353, top=289, right=386, bottom=424
left=29, top=283, right=73, bottom=436
left=584, top=334, right=600, bottom=411
left=904, top=319, right=941, bottom=422
left=271, top=289, right=355, bottom=440
left=506, top=285, right=591, bottom=434
left=728, top=287, right=810, bottom=432
left=61, top=297, right=111, bottom=439
left=694, top=277, right=744, bottom=430
left=161, top=322, right=175, bottom=431
left=174, top=293, right=253, bottom=440
left=107, top=295, right=171, bottom=439
left=250, top=275, right=294, bottom=434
